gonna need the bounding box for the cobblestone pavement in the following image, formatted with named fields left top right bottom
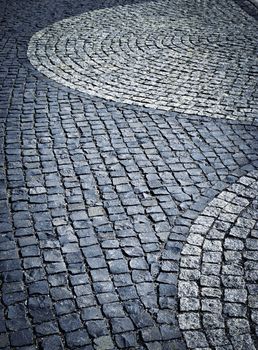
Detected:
left=0, top=0, right=258, bottom=349
left=28, top=0, right=258, bottom=120
left=178, top=171, right=258, bottom=349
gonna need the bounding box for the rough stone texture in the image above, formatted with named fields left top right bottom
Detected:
left=178, top=171, right=258, bottom=349
left=0, top=0, right=258, bottom=349
left=28, top=0, right=258, bottom=121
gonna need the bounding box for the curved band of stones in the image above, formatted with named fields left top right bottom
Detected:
left=27, top=0, right=258, bottom=122
left=178, top=170, right=258, bottom=349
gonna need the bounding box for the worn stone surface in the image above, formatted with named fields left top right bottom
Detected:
left=178, top=171, right=258, bottom=349
left=28, top=0, right=258, bottom=121
left=0, top=0, right=258, bottom=348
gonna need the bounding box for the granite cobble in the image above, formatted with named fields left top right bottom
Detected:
left=178, top=171, right=258, bottom=349
left=0, top=0, right=258, bottom=349
left=28, top=0, right=258, bottom=122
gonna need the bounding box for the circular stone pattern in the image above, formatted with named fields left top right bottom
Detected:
left=178, top=170, right=258, bottom=349
left=27, top=0, right=258, bottom=120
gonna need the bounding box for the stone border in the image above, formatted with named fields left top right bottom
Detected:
left=178, top=170, right=258, bottom=349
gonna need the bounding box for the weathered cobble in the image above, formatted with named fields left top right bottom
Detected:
left=178, top=171, right=258, bottom=349
left=28, top=0, right=258, bottom=121
left=0, top=0, right=258, bottom=349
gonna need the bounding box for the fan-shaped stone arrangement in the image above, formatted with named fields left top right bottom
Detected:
left=178, top=170, right=258, bottom=349
left=1, top=0, right=257, bottom=348
left=27, top=0, right=258, bottom=121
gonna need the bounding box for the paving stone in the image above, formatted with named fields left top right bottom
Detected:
left=28, top=281, right=49, bottom=295
left=6, top=317, right=30, bottom=331
left=2, top=291, right=26, bottom=306
left=0, top=333, right=9, bottom=348
left=81, top=306, right=102, bottom=321
left=115, top=332, right=137, bottom=348
left=41, top=335, right=64, bottom=350
left=66, top=329, right=91, bottom=347
left=10, top=329, right=33, bottom=347
left=35, top=321, right=59, bottom=336
left=0, top=0, right=258, bottom=348
left=111, top=317, right=134, bottom=333
left=141, top=326, right=162, bottom=342
left=86, top=320, right=109, bottom=337
left=50, top=286, right=73, bottom=301
left=28, top=296, right=55, bottom=323
left=59, top=313, right=82, bottom=332
left=178, top=173, right=258, bottom=348
left=102, top=303, right=125, bottom=318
